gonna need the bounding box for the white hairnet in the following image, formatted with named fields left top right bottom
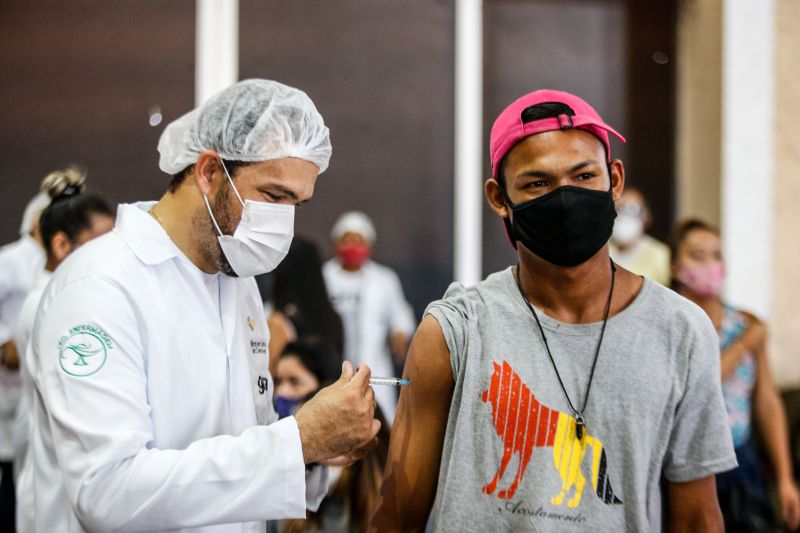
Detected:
left=19, top=192, right=50, bottom=236
left=331, top=211, right=376, bottom=244
left=158, top=79, right=331, bottom=175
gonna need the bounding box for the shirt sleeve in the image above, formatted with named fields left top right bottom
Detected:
left=263, top=368, right=329, bottom=512
left=304, top=463, right=330, bottom=512
left=0, top=250, right=20, bottom=345
left=34, top=276, right=316, bottom=530
left=13, top=291, right=37, bottom=363
left=424, top=282, right=473, bottom=377
left=662, top=309, right=738, bottom=482
left=0, top=324, right=11, bottom=346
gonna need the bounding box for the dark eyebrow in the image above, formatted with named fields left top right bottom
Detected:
left=516, top=160, right=600, bottom=180
left=260, top=182, right=312, bottom=207
left=263, top=183, right=298, bottom=200
left=568, top=160, right=600, bottom=173
left=266, top=183, right=311, bottom=207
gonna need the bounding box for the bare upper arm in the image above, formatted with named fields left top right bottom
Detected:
left=667, top=476, right=723, bottom=533
left=739, top=310, right=760, bottom=325
left=752, top=333, right=783, bottom=418
left=369, top=314, right=455, bottom=532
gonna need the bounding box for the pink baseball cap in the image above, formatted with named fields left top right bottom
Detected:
left=489, top=89, right=626, bottom=180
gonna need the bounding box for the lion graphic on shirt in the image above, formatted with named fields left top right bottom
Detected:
left=480, top=360, right=622, bottom=508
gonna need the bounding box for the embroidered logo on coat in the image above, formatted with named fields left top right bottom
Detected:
left=480, top=360, right=622, bottom=508
left=57, top=324, right=113, bottom=377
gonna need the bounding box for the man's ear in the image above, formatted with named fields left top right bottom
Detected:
left=50, top=231, right=73, bottom=263
left=193, top=151, right=223, bottom=196
left=609, top=159, right=625, bottom=202
left=485, top=179, right=510, bottom=219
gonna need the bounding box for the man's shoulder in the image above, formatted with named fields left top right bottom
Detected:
left=0, top=236, right=37, bottom=264
left=636, top=279, right=714, bottom=335
left=361, top=260, right=392, bottom=275
left=48, top=231, right=140, bottom=293
left=426, top=268, right=513, bottom=318
left=322, top=258, right=337, bottom=273
left=643, top=235, right=670, bottom=257
left=0, top=237, right=23, bottom=258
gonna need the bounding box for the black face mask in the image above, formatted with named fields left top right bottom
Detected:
left=502, top=185, right=617, bottom=267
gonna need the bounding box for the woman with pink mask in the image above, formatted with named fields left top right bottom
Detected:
left=670, top=218, right=800, bottom=532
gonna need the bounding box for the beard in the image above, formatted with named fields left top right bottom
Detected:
left=195, top=182, right=239, bottom=277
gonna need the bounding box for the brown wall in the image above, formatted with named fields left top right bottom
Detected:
left=1, top=0, right=677, bottom=318
left=239, top=0, right=456, bottom=317
left=0, top=0, right=195, bottom=240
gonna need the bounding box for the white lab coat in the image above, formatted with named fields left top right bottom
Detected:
left=13, top=270, right=51, bottom=533
left=0, top=235, right=45, bottom=345
left=0, top=234, right=44, bottom=461
left=322, top=259, right=415, bottom=424
left=30, top=202, right=327, bottom=533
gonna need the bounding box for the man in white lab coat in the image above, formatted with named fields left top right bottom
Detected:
left=29, top=80, right=380, bottom=532
left=323, top=211, right=416, bottom=425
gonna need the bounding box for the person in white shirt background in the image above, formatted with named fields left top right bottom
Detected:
left=13, top=167, right=115, bottom=533
left=28, top=79, right=380, bottom=532
left=609, top=187, right=671, bottom=286
left=0, top=188, right=50, bottom=530
left=323, top=211, right=416, bottom=425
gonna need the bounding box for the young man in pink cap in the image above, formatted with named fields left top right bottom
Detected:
left=370, top=90, right=736, bottom=532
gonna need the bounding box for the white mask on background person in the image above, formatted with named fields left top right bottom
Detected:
left=204, top=160, right=295, bottom=277
left=611, top=213, right=644, bottom=247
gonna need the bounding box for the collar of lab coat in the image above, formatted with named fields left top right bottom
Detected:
left=116, top=201, right=183, bottom=266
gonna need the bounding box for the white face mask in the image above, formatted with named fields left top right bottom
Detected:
left=611, top=213, right=644, bottom=247
left=204, top=161, right=295, bottom=277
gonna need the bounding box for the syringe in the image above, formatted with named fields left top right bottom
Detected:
left=369, top=377, right=411, bottom=387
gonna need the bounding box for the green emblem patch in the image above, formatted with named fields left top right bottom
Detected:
left=58, top=324, right=113, bottom=377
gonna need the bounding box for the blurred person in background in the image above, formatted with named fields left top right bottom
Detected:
left=268, top=237, right=344, bottom=376
left=0, top=187, right=49, bottom=529
left=28, top=79, right=380, bottom=532
left=283, top=407, right=390, bottom=533
left=273, top=338, right=341, bottom=420
left=323, top=211, right=416, bottom=425
left=671, top=218, right=800, bottom=532
left=13, top=167, right=114, bottom=533
left=0, top=190, right=50, bottom=369
left=272, top=338, right=391, bottom=533
left=609, top=187, right=670, bottom=286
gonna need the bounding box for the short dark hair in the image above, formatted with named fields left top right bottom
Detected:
left=40, top=192, right=114, bottom=255
left=668, top=218, right=721, bottom=291
left=496, top=102, right=576, bottom=187
left=272, top=237, right=345, bottom=358
left=668, top=218, right=720, bottom=261
left=281, top=337, right=341, bottom=388
left=167, top=159, right=254, bottom=193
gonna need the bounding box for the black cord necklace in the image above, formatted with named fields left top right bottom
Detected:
left=514, top=260, right=616, bottom=440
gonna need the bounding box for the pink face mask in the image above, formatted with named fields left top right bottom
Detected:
left=677, top=262, right=725, bottom=298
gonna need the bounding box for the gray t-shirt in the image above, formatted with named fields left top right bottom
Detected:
left=425, top=268, right=736, bottom=532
